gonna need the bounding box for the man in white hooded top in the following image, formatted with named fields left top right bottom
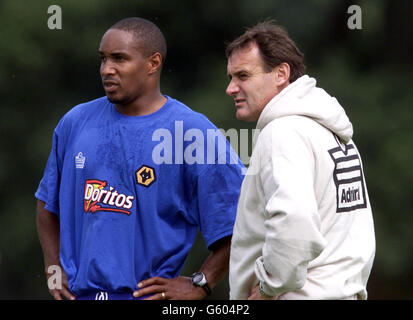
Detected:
left=226, top=21, right=375, bottom=300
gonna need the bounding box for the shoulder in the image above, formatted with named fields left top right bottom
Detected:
left=262, top=115, right=322, bottom=140
left=166, top=96, right=218, bottom=131
left=267, top=115, right=315, bottom=130
left=63, top=96, right=108, bottom=121
left=56, top=96, right=109, bottom=132
left=257, top=116, right=319, bottom=155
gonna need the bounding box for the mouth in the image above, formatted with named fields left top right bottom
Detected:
left=234, top=98, right=246, bottom=107
left=103, top=80, right=119, bottom=93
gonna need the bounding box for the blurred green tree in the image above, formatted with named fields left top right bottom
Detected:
left=0, top=0, right=412, bottom=299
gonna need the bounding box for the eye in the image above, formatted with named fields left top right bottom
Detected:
left=113, top=55, right=125, bottom=62
left=239, top=73, right=249, bottom=80
left=99, top=55, right=107, bottom=63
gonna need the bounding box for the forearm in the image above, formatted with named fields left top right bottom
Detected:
left=36, top=200, right=75, bottom=300
left=199, top=236, right=231, bottom=289
left=36, top=199, right=61, bottom=269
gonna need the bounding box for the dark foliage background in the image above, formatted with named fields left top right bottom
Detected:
left=0, top=0, right=412, bottom=299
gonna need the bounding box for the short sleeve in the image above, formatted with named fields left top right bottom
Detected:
left=35, top=128, right=62, bottom=215
left=196, top=156, right=245, bottom=249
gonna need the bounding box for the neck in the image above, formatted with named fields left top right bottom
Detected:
left=115, top=90, right=167, bottom=116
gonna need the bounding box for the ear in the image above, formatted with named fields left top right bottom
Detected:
left=274, top=62, right=290, bottom=87
left=147, top=52, right=163, bottom=75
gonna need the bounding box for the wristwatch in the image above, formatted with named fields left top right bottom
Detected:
left=191, top=272, right=212, bottom=295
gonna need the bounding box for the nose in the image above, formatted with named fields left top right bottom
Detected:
left=226, top=79, right=239, bottom=97
left=100, top=59, right=116, bottom=77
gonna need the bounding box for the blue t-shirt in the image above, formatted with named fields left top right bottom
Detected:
left=35, top=96, right=244, bottom=296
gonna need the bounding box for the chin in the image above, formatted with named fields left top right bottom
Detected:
left=107, top=94, right=125, bottom=105
left=236, top=111, right=256, bottom=122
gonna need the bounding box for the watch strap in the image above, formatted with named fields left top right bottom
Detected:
left=201, top=282, right=212, bottom=295
left=259, top=281, right=275, bottom=298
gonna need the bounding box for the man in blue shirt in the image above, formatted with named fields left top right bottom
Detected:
left=36, top=17, right=244, bottom=300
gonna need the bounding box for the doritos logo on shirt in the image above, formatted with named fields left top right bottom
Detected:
left=84, top=179, right=135, bottom=215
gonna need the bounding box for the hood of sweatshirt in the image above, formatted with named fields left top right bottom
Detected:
left=256, top=75, right=353, bottom=143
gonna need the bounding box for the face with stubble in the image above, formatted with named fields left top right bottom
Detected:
left=98, top=29, right=152, bottom=107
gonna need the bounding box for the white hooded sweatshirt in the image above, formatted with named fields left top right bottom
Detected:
left=229, top=75, right=375, bottom=300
